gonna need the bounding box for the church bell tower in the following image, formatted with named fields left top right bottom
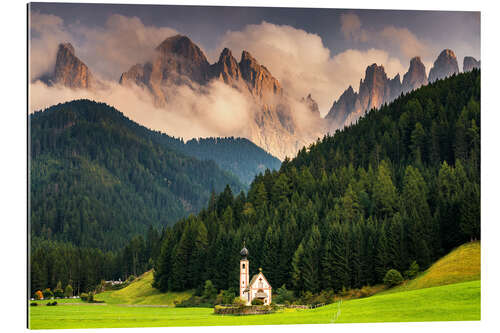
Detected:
left=239, top=242, right=249, bottom=303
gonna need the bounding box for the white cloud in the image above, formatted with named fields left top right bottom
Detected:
left=29, top=11, right=74, bottom=80
left=217, top=21, right=405, bottom=115
left=29, top=78, right=254, bottom=141
left=340, top=13, right=430, bottom=60
left=29, top=12, right=178, bottom=82
left=74, top=14, right=178, bottom=80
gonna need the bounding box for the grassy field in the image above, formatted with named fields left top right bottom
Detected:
left=29, top=280, right=480, bottom=329
left=29, top=242, right=481, bottom=329
left=381, top=241, right=481, bottom=295
left=94, top=270, right=192, bottom=305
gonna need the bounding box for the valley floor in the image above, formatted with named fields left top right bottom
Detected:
left=29, top=280, right=480, bottom=329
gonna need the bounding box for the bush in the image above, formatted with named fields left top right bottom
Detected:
left=202, top=280, right=217, bottom=302
left=175, top=295, right=212, bottom=308
left=30, top=302, right=38, bottom=306
left=405, top=261, right=420, bottom=280
left=384, top=269, right=404, bottom=287
left=34, top=290, right=43, bottom=300
left=88, top=292, right=95, bottom=302
left=274, top=285, right=295, bottom=304
left=53, top=288, right=64, bottom=298
left=232, top=296, right=246, bottom=307
left=42, top=288, right=53, bottom=299
left=126, top=275, right=136, bottom=283
left=64, top=285, right=73, bottom=298
left=46, top=301, right=57, bottom=306
left=251, top=298, right=264, bottom=306
left=80, top=293, right=89, bottom=301
left=216, top=289, right=236, bottom=305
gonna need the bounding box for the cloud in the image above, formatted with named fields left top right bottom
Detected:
left=340, top=13, right=429, bottom=59
left=29, top=11, right=74, bottom=80
left=340, top=13, right=368, bottom=42
left=29, top=12, right=178, bottom=81
left=217, top=21, right=405, bottom=114
left=74, top=14, right=178, bottom=80
left=30, top=78, right=254, bottom=141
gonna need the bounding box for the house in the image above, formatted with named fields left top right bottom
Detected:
left=239, top=243, right=272, bottom=305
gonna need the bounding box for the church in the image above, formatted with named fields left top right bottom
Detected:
left=239, top=243, right=272, bottom=306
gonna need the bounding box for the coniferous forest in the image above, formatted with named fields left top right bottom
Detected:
left=152, top=70, right=480, bottom=294
left=30, top=70, right=480, bottom=297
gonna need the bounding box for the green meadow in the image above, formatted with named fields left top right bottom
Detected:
left=29, top=242, right=481, bottom=329
left=29, top=280, right=480, bottom=329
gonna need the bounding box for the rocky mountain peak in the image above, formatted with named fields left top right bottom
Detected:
left=402, top=56, right=428, bottom=93
left=325, top=85, right=359, bottom=126
left=301, top=94, right=320, bottom=117
left=463, top=56, right=480, bottom=72
left=239, top=50, right=282, bottom=99
left=358, top=63, right=391, bottom=113
left=210, top=47, right=241, bottom=85
left=53, top=42, right=94, bottom=89
left=428, top=49, right=459, bottom=82
left=59, top=42, right=75, bottom=55
left=156, top=35, right=208, bottom=63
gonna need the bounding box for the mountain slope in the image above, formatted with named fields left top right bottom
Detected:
left=30, top=99, right=245, bottom=250
left=384, top=241, right=480, bottom=294
left=156, top=136, right=281, bottom=185
left=96, top=270, right=192, bottom=305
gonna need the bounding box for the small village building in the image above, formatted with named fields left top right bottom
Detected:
left=239, top=244, right=272, bottom=306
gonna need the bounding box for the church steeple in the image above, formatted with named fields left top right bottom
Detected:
left=239, top=241, right=250, bottom=304
left=240, top=240, right=249, bottom=259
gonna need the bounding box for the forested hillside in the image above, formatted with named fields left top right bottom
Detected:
left=30, top=100, right=245, bottom=251
left=153, top=69, right=480, bottom=294
left=161, top=137, right=281, bottom=185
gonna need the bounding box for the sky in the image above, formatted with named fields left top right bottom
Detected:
left=28, top=2, right=480, bottom=119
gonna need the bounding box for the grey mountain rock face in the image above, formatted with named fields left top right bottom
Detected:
left=43, top=42, right=95, bottom=89
left=463, top=56, right=480, bottom=72
left=428, top=49, right=459, bottom=83
left=119, top=35, right=312, bottom=160
left=402, top=56, right=428, bottom=94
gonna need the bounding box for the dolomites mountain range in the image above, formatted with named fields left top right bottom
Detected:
left=37, top=36, right=480, bottom=159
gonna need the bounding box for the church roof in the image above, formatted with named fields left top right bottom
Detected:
left=248, top=270, right=272, bottom=289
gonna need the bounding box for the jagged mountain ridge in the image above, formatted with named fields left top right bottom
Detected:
left=119, top=34, right=314, bottom=160
left=326, top=48, right=479, bottom=130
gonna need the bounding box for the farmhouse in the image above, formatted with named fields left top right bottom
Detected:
left=239, top=243, right=272, bottom=305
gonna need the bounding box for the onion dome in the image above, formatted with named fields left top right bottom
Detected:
left=240, top=242, right=249, bottom=259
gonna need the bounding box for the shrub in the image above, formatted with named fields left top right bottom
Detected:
left=42, top=288, right=53, bottom=299
left=274, top=284, right=295, bottom=304
left=384, top=269, right=404, bottom=287
left=202, top=280, right=217, bottom=302
left=46, top=301, right=57, bottom=306
left=251, top=298, right=264, bottom=306
left=80, top=293, right=89, bottom=301
left=126, top=275, right=136, bottom=283
left=232, top=296, right=246, bottom=307
left=34, top=290, right=43, bottom=300
left=405, top=261, right=420, bottom=280
left=175, top=295, right=212, bottom=308
left=64, top=285, right=73, bottom=298
left=30, top=302, right=38, bottom=306
left=88, top=291, right=95, bottom=302
left=53, top=288, right=64, bottom=298
left=216, top=289, right=236, bottom=305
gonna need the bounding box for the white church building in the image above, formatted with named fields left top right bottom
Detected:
left=239, top=243, right=272, bottom=306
